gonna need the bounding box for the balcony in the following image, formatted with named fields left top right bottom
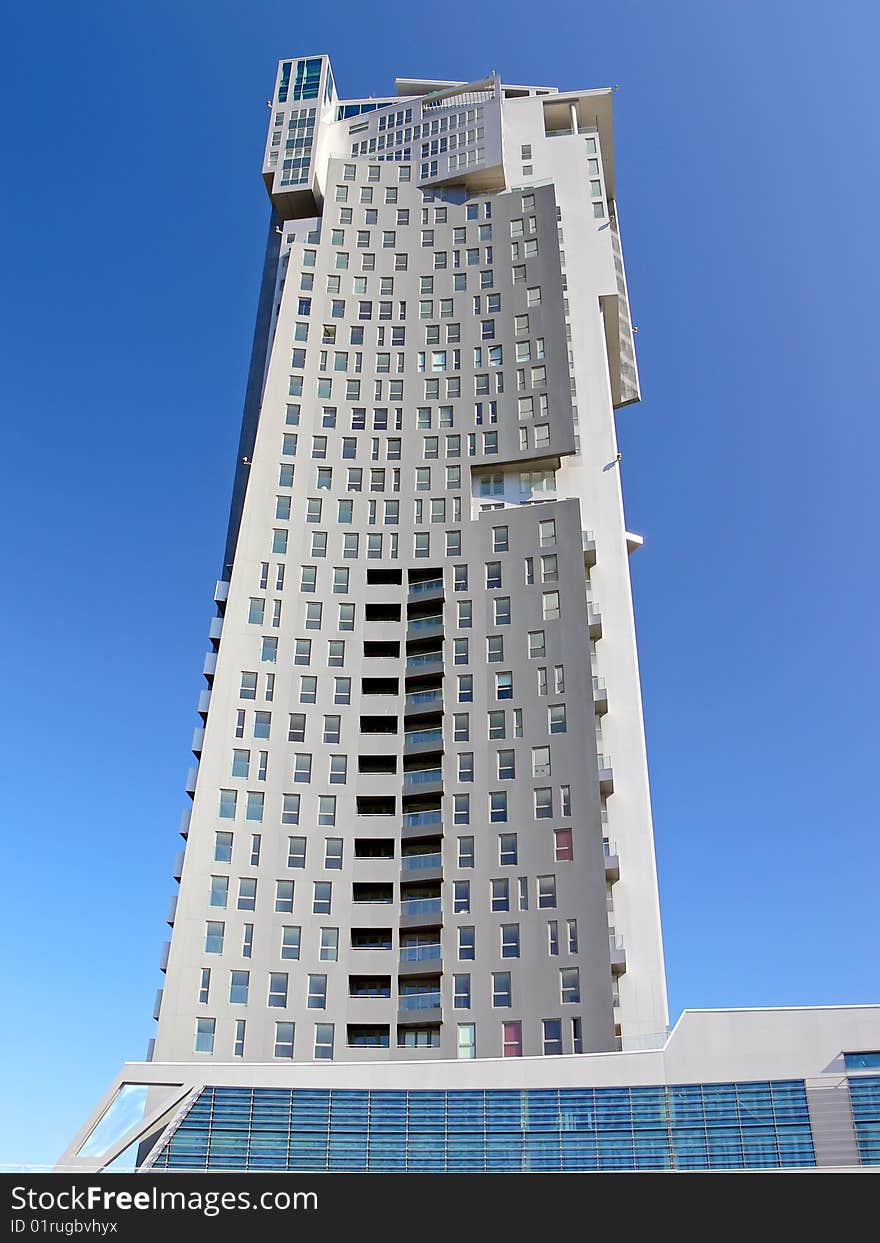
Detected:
left=191, top=727, right=205, bottom=756
left=185, top=767, right=198, bottom=797
left=197, top=688, right=212, bottom=719
left=401, top=852, right=442, bottom=885
left=403, top=767, right=443, bottom=794
left=202, top=652, right=217, bottom=681
left=603, top=838, right=620, bottom=883
left=398, top=992, right=442, bottom=1023
left=404, top=687, right=444, bottom=714
left=178, top=807, right=191, bottom=839
left=592, top=676, right=608, bottom=715
left=399, top=943, right=442, bottom=964
left=159, top=941, right=170, bottom=973
left=404, top=725, right=444, bottom=752
left=166, top=895, right=178, bottom=926
left=582, top=530, right=597, bottom=568
left=597, top=755, right=614, bottom=796
left=399, top=895, right=443, bottom=929
left=172, top=850, right=185, bottom=881
left=401, top=850, right=442, bottom=873
left=401, top=807, right=443, bottom=841
left=609, top=933, right=627, bottom=975
left=588, top=606, right=603, bottom=640
left=406, top=613, right=444, bottom=638
left=405, top=650, right=444, bottom=673
left=213, top=580, right=230, bottom=606
left=408, top=577, right=444, bottom=600
left=152, top=988, right=163, bottom=1021
left=208, top=617, right=224, bottom=645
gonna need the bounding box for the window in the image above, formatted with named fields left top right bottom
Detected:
left=453, top=793, right=470, bottom=825
left=458, top=674, right=473, bottom=703
left=542, top=1018, right=563, bottom=1056
left=534, top=787, right=553, bottom=819
left=548, top=704, right=567, bottom=734
left=458, top=1023, right=476, bottom=1060
left=205, top=921, right=224, bottom=954
left=329, top=755, right=347, bottom=784
left=499, top=833, right=517, bottom=866
left=457, top=836, right=474, bottom=868
left=554, top=828, right=574, bottom=862
left=560, top=968, right=580, bottom=1004
left=458, top=926, right=475, bottom=960
left=294, top=753, right=312, bottom=783
left=314, top=1023, right=334, bottom=1060
left=454, top=638, right=469, bottom=665
left=324, top=837, right=343, bottom=868
left=532, top=746, right=551, bottom=777
left=538, top=519, right=556, bottom=548
left=198, top=967, right=211, bottom=1005
left=487, top=635, right=504, bottom=664
left=567, top=919, right=579, bottom=954
left=209, top=876, right=228, bottom=909
left=274, top=1022, right=295, bottom=1058
left=282, top=793, right=300, bottom=825
left=313, top=882, right=332, bottom=914
left=528, top=631, right=546, bottom=660
left=502, top=1021, right=522, bottom=1057
left=501, top=924, right=520, bottom=959
left=281, top=926, right=301, bottom=960
left=254, top=711, right=271, bottom=739
left=319, top=927, right=339, bottom=962
left=548, top=921, right=559, bottom=956
left=218, top=789, right=237, bottom=820
left=453, top=713, right=469, bottom=742
left=492, top=972, right=512, bottom=1008
left=542, top=591, right=560, bottom=621
left=538, top=875, right=557, bottom=909
left=308, top=974, right=327, bottom=1009
left=275, top=879, right=294, bottom=913
left=495, top=671, right=513, bottom=700
left=487, top=710, right=505, bottom=740
left=194, top=1018, right=215, bottom=1054
left=229, top=970, right=249, bottom=1005
left=497, top=749, right=515, bottom=780
left=214, top=829, right=234, bottom=862
left=287, top=837, right=306, bottom=869
left=491, top=878, right=510, bottom=912
left=268, top=973, right=288, bottom=1008
left=494, top=597, right=511, bottom=625
left=453, top=974, right=471, bottom=1009
left=453, top=880, right=470, bottom=913
left=489, top=791, right=507, bottom=823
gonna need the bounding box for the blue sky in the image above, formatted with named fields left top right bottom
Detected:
left=1, top=1, right=877, bottom=1168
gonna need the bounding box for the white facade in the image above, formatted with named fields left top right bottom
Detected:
left=151, top=56, right=668, bottom=1068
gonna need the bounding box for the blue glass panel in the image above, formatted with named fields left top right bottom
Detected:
left=844, top=1052, right=880, bottom=1071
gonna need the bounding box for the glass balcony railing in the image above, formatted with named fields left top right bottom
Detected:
left=399, top=944, right=441, bottom=962
left=402, top=809, right=442, bottom=828
left=399, top=992, right=442, bottom=1010
left=403, top=768, right=442, bottom=786
left=401, top=852, right=442, bottom=871
left=603, top=839, right=618, bottom=857
left=405, top=727, right=443, bottom=747
left=404, top=689, right=443, bottom=708
left=401, top=897, right=442, bottom=915
left=406, top=651, right=443, bottom=668
left=407, top=614, right=443, bottom=633
left=408, top=578, right=443, bottom=596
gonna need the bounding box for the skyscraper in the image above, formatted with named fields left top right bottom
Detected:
left=62, top=56, right=880, bottom=1173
